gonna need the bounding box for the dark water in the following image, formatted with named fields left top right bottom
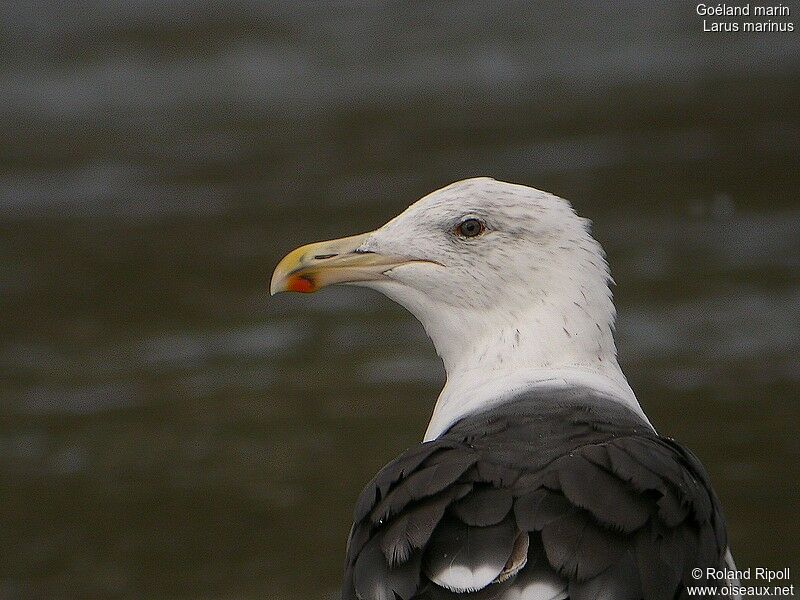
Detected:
left=1, top=2, right=799, bottom=598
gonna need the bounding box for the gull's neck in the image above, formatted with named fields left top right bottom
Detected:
left=415, top=292, right=651, bottom=441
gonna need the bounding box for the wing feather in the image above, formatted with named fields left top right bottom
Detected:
left=342, top=394, right=732, bottom=600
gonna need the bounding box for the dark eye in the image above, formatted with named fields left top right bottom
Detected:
left=456, top=218, right=485, bottom=238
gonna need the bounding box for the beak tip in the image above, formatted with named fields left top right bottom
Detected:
left=269, top=279, right=284, bottom=297
left=270, top=232, right=377, bottom=297
left=269, top=268, right=286, bottom=296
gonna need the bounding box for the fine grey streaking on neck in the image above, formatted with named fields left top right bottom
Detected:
left=423, top=366, right=653, bottom=441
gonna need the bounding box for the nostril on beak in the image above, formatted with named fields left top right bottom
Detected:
left=314, top=253, right=338, bottom=260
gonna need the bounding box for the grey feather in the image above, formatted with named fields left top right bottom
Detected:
left=381, top=484, right=472, bottom=566
left=451, top=486, right=513, bottom=527
left=556, top=454, right=651, bottom=533
left=353, top=534, right=422, bottom=600
left=423, top=515, right=518, bottom=593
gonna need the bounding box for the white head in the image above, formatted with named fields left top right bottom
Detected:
left=272, top=178, right=646, bottom=438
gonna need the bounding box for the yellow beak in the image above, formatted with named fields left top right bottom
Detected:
left=271, top=232, right=426, bottom=295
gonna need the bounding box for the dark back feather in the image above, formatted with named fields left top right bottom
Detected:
left=343, top=389, right=731, bottom=600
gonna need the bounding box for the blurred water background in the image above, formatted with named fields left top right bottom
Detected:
left=1, top=1, right=799, bottom=598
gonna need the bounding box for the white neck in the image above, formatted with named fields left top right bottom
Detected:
left=420, top=293, right=651, bottom=439
left=371, top=277, right=652, bottom=441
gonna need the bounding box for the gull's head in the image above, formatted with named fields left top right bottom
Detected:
left=272, top=177, right=617, bottom=376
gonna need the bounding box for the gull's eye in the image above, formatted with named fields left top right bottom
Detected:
left=455, top=218, right=485, bottom=238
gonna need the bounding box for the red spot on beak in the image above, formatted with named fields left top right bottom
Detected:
left=287, top=275, right=316, bottom=293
